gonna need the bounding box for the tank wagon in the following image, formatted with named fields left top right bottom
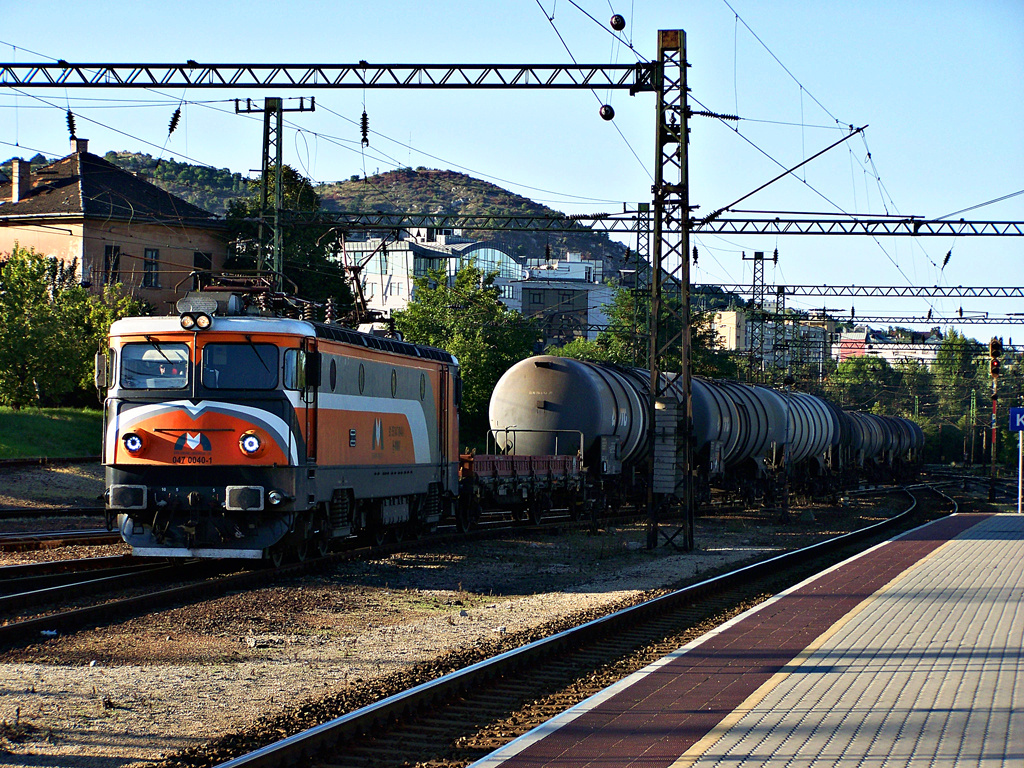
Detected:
left=475, top=355, right=923, bottom=516
left=99, top=290, right=460, bottom=563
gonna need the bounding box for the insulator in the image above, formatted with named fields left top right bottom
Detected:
left=610, top=14, right=626, bottom=31
left=692, top=246, right=699, bottom=265
left=325, top=298, right=337, bottom=324
left=360, top=110, right=369, bottom=147
left=302, top=303, right=315, bottom=321
left=66, top=110, right=76, bottom=138
left=599, top=104, right=615, bottom=121
left=168, top=107, right=181, bottom=136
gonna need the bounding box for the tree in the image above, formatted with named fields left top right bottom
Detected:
left=545, top=337, right=613, bottom=363
left=393, top=264, right=537, bottom=443
left=224, top=165, right=352, bottom=309
left=825, top=355, right=898, bottom=412
left=0, top=245, right=146, bottom=409
left=553, top=285, right=739, bottom=378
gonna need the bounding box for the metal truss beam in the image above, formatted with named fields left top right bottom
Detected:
left=304, top=211, right=1022, bottom=236
left=304, top=210, right=639, bottom=234
left=701, top=284, right=1024, bottom=299
left=830, top=315, right=1024, bottom=325
left=692, top=217, right=1024, bottom=236
left=0, top=62, right=657, bottom=91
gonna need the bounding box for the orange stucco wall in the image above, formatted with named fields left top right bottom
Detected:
left=1, top=219, right=227, bottom=311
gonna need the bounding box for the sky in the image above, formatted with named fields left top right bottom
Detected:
left=2, top=0, right=1022, bottom=343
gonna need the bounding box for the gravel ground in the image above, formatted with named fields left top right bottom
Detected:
left=0, top=463, right=896, bottom=767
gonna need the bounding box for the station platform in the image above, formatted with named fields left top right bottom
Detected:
left=471, top=513, right=1024, bottom=767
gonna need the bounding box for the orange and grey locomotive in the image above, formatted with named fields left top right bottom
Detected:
left=100, top=293, right=460, bottom=563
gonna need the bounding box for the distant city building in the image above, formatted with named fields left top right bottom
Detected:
left=0, top=139, right=227, bottom=309
left=517, top=252, right=611, bottom=346
left=341, top=234, right=610, bottom=347
left=711, top=308, right=835, bottom=374
left=834, top=326, right=943, bottom=368
left=340, top=228, right=521, bottom=316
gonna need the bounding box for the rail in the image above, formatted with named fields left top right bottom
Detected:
left=215, top=487, right=929, bottom=768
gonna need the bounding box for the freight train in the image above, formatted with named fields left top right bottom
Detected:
left=100, top=290, right=923, bottom=562
left=478, top=356, right=924, bottom=516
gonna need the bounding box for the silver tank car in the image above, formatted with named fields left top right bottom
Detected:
left=488, top=356, right=921, bottom=492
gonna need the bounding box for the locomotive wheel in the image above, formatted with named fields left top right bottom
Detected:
left=315, top=536, right=330, bottom=558
left=269, top=544, right=286, bottom=568
left=294, top=538, right=309, bottom=562
left=455, top=499, right=475, bottom=534
left=568, top=497, right=583, bottom=522
left=529, top=493, right=552, bottom=525
left=372, top=527, right=387, bottom=547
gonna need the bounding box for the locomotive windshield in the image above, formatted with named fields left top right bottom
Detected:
left=201, top=342, right=278, bottom=389
left=120, top=343, right=190, bottom=389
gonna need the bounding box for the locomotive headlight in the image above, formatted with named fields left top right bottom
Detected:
left=123, top=432, right=145, bottom=455
left=268, top=490, right=284, bottom=505
left=239, top=431, right=264, bottom=457
left=180, top=312, right=213, bottom=330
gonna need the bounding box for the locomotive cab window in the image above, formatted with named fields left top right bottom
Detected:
left=202, top=342, right=277, bottom=389
left=120, top=343, right=190, bottom=389
left=284, top=348, right=307, bottom=390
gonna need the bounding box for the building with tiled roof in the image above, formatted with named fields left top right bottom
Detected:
left=0, top=139, right=227, bottom=309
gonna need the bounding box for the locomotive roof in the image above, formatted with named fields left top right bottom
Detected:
left=108, top=315, right=457, bottom=365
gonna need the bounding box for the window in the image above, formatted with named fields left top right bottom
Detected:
left=143, top=248, right=160, bottom=288
left=120, top=343, right=189, bottom=389
left=193, top=251, right=213, bottom=289
left=203, top=343, right=277, bottom=389
left=529, top=291, right=543, bottom=305
left=102, top=245, right=121, bottom=285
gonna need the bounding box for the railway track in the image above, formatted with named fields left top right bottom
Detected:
left=169, top=484, right=957, bottom=768
left=0, top=505, right=105, bottom=520
left=0, top=528, right=121, bottom=551
left=0, top=516, right=565, bottom=650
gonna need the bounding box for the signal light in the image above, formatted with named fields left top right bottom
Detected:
left=991, top=358, right=1001, bottom=377
left=989, top=337, right=1003, bottom=359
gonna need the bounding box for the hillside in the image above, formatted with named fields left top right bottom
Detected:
left=102, top=151, right=251, bottom=215
left=3, top=152, right=630, bottom=274
left=319, top=168, right=630, bottom=273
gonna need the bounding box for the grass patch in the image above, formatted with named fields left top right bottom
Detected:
left=0, top=407, right=102, bottom=459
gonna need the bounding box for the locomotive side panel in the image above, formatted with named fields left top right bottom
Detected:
left=311, top=339, right=458, bottom=503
